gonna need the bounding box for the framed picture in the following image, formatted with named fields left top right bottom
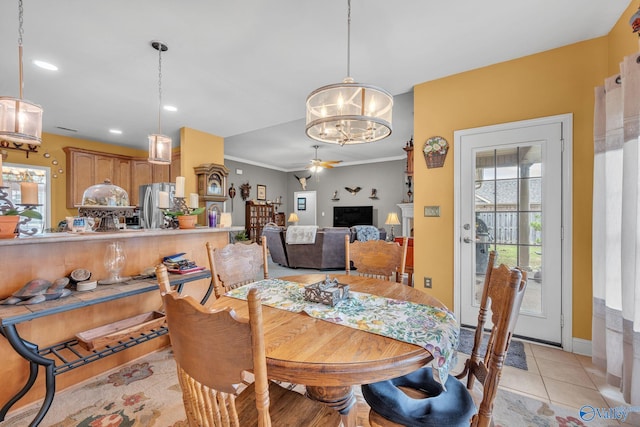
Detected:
left=297, top=197, right=306, bottom=211
left=257, top=184, right=267, bottom=201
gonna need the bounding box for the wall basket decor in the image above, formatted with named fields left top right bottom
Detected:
left=423, top=136, right=448, bottom=168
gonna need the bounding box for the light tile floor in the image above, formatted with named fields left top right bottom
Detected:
left=267, top=260, right=639, bottom=427
left=473, top=341, right=638, bottom=426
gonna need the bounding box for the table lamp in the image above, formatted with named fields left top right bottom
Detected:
left=385, top=212, right=401, bottom=241
left=288, top=212, right=299, bottom=226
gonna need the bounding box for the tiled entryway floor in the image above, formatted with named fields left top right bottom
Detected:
left=480, top=342, right=637, bottom=426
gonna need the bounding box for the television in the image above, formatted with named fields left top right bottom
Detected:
left=333, top=206, right=373, bottom=227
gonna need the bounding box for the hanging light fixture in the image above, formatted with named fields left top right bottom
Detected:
left=0, top=0, right=43, bottom=145
left=148, top=40, right=171, bottom=165
left=305, top=0, right=392, bottom=146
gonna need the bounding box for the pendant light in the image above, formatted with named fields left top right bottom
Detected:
left=305, top=0, right=392, bottom=146
left=0, top=0, right=43, bottom=145
left=148, top=41, right=171, bottom=165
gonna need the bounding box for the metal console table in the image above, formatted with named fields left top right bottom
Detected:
left=0, top=269, right=212, bottom=426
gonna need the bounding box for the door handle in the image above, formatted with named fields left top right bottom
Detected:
left=463, top=237, right=473, bottom=243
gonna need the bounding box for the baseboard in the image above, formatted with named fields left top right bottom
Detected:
left=571, top=338, right=592, bottom=356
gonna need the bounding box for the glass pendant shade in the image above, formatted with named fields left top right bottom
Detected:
left=306, top=77, right=392, bottom=145
left=0, top=97, right=43, bottom=145
left=148, top=133, right=171, bottom=164
left=147, top=40, right=171, bottom=165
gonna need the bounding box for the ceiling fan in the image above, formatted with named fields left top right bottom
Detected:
left=307, top=145, right=342, bottom=173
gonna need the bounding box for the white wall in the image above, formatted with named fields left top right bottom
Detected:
left=293, top=191, right=317, bottom=225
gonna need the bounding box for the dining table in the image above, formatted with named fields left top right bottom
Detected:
left=210, top=273, right=457, bottom=427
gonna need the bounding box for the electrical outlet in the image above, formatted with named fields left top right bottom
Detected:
left=424, top=277, right=432, bottom=288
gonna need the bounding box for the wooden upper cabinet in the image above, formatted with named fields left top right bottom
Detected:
left=65, top=148, right=96, bottom=208
left=114, top=158, right=132, bottom=193
left=170, top=151, right=181, bottom=182
left=65, top=147, right=179, bottom=208
left=95, top=155, right=115, bottom=185
left=64, top=147, right=133, bottom=208
left=153, top=163, right=170, bottom=183
left=129, top=159, right=171, bottom=206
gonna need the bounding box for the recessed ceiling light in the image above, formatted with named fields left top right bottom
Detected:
left=33, top=60, right=58, bottom=71
left=109, top=129, right=123, bottom=135
left=163, top=105, right=177, bottom=112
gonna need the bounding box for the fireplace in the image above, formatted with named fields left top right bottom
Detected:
left=397, top=203, right=414, bottom=237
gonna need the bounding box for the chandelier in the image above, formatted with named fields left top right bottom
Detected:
left=0, top=0, right=43, bottom=145
left=148, top=41, right=171, bottom=165
left=305, top=0, right=393, bottom=146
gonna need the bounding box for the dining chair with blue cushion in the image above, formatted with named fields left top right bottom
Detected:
left=362, top=252, right=527, bottom=427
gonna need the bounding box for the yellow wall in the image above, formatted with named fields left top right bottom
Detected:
left=413, top=2, right=639, bottom=341
left=179, top=127, right=225, bottom=196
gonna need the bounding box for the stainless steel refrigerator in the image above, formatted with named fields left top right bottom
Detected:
left=139, top=183, right=175, bottom=229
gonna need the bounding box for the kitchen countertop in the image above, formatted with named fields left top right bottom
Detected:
left=0, top=226, right=245, bottom=247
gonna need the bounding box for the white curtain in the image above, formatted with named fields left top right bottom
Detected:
left=592, top=52, right=640, bottom=406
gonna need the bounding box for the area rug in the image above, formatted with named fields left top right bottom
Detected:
left=457, top=327, right=528, bottom=370
left=3, top=348, right=615, bottom=427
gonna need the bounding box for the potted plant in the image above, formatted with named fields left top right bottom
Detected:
left=0, top=208, right=42, bottom=238
left=234, top=230, right=251, bottom=244
left=164, top=207, right=205, bottom=229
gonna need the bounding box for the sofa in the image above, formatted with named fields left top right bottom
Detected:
left=262, top=225, right=386, bottom=270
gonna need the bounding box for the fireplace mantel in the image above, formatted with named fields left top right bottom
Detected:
left=397, top=203, right=414, bottom=237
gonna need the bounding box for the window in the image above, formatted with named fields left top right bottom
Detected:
left=1, top=163, right=50, bottom=234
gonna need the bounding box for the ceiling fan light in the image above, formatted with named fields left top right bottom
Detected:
left=0, top=96, right=43, bottom=145
left=148, top=133, right=172, bottom=164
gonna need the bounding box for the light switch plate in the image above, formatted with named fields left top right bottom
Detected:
left=424, top=206, right=440, bottom=217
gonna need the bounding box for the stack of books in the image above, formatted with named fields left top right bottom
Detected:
left=162, top=253, right=205, bottom=274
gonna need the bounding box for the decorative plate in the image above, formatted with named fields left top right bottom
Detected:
left=70, top=268, right=92, bottom=283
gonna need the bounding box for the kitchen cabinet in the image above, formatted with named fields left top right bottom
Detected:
left=64, top=147, right=132, bottom=208
left=170, top=151, right=181, bottom=182
left=65, top=146, right=180, bottom=209
left=130, top=159, right=170, bottom=206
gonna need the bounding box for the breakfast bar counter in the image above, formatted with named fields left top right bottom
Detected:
left=0, top=226, right=241, bottom=422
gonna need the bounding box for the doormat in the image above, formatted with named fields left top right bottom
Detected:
left=457, top=327, right=528, bottom=370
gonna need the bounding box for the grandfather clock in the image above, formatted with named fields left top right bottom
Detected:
left=194, top=163, right=229, bottom=202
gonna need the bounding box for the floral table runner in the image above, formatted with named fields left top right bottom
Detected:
left=226, top=278, right=460, bottom=386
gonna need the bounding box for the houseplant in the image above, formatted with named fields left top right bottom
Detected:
left=164, top=206, right=205, bottom=229
left=234, top=230, right=250, bottom=243
left=0, top=208, right=42, bottom=238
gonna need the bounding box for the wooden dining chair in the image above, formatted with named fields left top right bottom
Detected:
left=345, top=234, right=408, bottom=282
left=156, top=264, right=341, bottom=427
left=206, top=235, right=269, bottom=299
left=361, top=254, right=527, bottom=427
